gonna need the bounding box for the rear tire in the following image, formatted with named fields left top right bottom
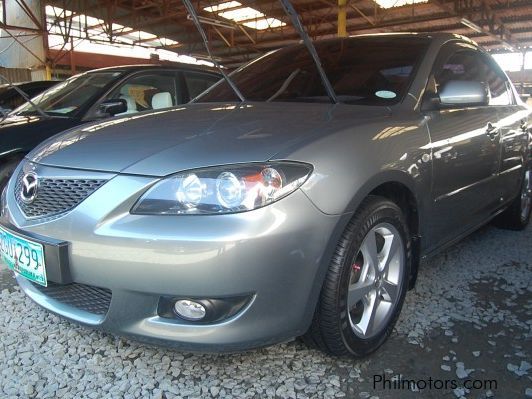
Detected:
left=494, top=169, right=531, bottom=231
left=303, top=195, right=411, bottom=357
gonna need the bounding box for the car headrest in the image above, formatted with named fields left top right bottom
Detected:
left=119, top=85, right=131, bottom=95
left=117, top=95, right=137, bottom=115
left=151, top=92, right=173, bottom=109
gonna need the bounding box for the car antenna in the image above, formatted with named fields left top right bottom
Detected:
left=181, top=0, right=245, bottom=102
left=278, top=0, right=338, bottom=104
left=0, top=73, right=50, bottom=119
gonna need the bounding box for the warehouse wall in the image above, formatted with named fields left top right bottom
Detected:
left=0, top=66, right=31, bottom=82
left=0, top=0, right=45, bottom=72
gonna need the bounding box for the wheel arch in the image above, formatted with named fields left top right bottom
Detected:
left=343, top=171, right=423, bottom=288
left=301, top=171, right=424, bottom=333
left=366, top=180, right=421, bottom=289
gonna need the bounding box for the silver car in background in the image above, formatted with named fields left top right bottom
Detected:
left=1, top=33, right=530, bottom=356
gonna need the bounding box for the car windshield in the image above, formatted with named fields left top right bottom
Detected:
left=13, top=71, right=123, bottom=117
left=196, top=37, right=430, bottom=105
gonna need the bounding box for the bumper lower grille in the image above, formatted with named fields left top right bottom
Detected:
left=31, top=281, right=112, bottom=316
left=15, top=171, right=107, bottom=219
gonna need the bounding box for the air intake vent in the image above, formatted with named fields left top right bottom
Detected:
left=15, top=171, right=106, bottom=219
left=30, top=281, right=112, bottom=316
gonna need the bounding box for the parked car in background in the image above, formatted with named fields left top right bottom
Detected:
left=0, top=80, right=61, bottom=115
left=0, top=64, right=221, bottom=190
left=0, top=33, right=530, bottom=357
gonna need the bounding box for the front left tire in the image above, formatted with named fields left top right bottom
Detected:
left=303, top=195, right=411, bottom=357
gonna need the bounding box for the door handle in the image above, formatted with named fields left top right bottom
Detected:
left=486, top=122, right=499, bottom=141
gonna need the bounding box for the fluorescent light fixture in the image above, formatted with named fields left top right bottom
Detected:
left=204, top=1, right=286, bottom=30
left=373, top=0, right=428, bottom=9
left=460, top=18, right=483, bottom=33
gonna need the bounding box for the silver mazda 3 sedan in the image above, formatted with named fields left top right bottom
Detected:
left=1, top=33, right=530, bottom=356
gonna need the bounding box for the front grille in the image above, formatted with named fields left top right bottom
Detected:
left=15, top=171, right=106, bottom=219
left=31, top=281, right=112, bottom=315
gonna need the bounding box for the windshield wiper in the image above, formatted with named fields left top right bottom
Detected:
left=182, top=0, right=245, bottom=102
left=267, top=68, right=301, bottom=102
left=0, top=73, right=49, bottom=119
left=278, top=0, right=338, bottom=104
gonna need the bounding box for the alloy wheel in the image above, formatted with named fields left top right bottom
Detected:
left=347, top=223, right=405, bottom=339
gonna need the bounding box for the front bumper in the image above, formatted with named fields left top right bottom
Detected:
left=3, top=163, right=342, bottom=352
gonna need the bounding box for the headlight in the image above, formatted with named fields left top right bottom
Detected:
left=131, top=162, right=312, bottom=215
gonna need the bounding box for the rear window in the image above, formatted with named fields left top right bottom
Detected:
left=197, top=37, right=430, bottom=105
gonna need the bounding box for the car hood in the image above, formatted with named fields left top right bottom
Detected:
left=28, top=102, right=390, bottom=176
left=0, top=114, right=74, bottom=130
left=0, top=114, right=79, bottom=153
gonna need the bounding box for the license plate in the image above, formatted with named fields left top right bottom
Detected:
left=0, top=226, right=47, bottom=286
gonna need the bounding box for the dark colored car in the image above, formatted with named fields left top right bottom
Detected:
left=0, top=64, right=221, bottom=190
left=1, top=34, right=530, bottom=356
left=0, top=80, right=61, bottom=115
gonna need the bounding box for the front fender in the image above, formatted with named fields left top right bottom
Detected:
left=298, top=168, right=431, bottom=330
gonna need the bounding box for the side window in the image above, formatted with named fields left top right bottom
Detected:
left=479, top=55, right=513, bottom=105
left=107, top=73, right=177, bottom=115
left=433, top=49, right=512, bottom=106
left=184, top=72, right=220, bottom=99
left=434, top=50, right=484, bottom=92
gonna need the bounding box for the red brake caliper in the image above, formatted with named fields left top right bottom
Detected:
left=352, top=260, right=362, bottom=272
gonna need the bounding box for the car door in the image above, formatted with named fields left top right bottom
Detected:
left=424, top=43, right=503, bottom=248
left=482, top=54, right=531, bottom=204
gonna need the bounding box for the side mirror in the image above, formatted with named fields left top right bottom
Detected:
left=98, top=99, right=127, bottom=116
left=438, top=80, right=489, bottom=107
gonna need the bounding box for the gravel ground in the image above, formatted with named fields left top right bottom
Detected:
left=0, top=223, right=531, bottom=399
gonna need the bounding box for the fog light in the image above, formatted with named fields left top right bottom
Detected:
left=159, top=295, right=252, bottom=323
left=174, top=299, right=206, bottom=321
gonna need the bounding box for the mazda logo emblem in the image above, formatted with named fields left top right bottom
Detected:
left=20, top=172, right=38, bottom=204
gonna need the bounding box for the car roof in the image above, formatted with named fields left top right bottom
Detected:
left=349, top=32, right=471, bottom=40
left=271, top=32, right=479, bottom=60
left=85, top=63, right=221, bottom=76
left=86, top=34, right=474, bottom=78
left=351, top=32, right=477, bottom=45
left=287, top=32, right=477, bottom=49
